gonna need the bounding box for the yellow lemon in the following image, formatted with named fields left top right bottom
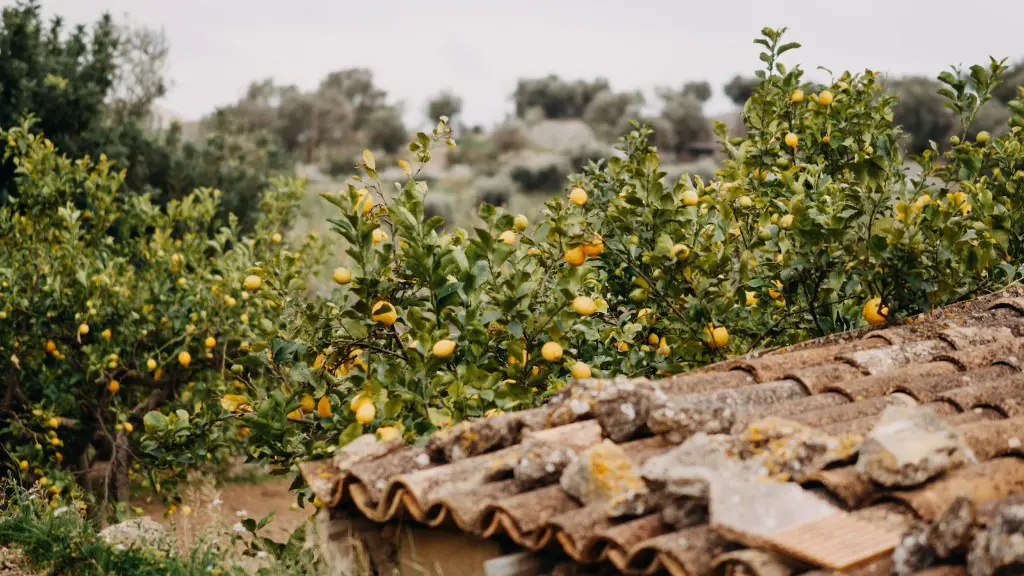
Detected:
left=371, top=301, right=398, bottom=326
left=317, top=396, right=333, bottom=418
left=78, top=323, right=89, bottom=335
left=107, top=380, right=120, bottom=394
left=432, top=339, right=456, bottom=359
left=377, top=426, right=400, bottom=441
left=513, top=214, right=529, bottom=232
left=863, top=297, right=888, bottom=326
left=356, top=402, right=376, bottom=424
left=572, top=296, right=597, bottom=316
left=790, top=89, right=804, bottom=103
left=372, top=228, right=388, bottom=244
left=19, top=460, right=28, bottom=471
left=745, top=291, right=758, bottom=306
left=123, top=422, right=134, bottom=433
left=354, top=188, right=373, bottom=215
left=243, top=275, right=261, bottom=291
left=541, top=341, right=563, bottom=362
left=570, top=361, right=592, bottom=379
left=682, top=190, right=699, bottom=206
left=822, top=134, right=830, bottom=144
left=299, top=394, right=315, bottom=414
left=147, top=358, right=157, bottom=371
left=779, top=214, right=794, bottom=230
left=817, top=90, right=834, bottom=106
left=499, top=230, right=516, bottom=245
left=332, top=267, right=352, bottom=285
left=784, top=132, right=798, bottom=148
left=569, top=187, right=588, bottom=206
left=582, top=234, right=604, bottom=257
left=287, top=409, right=302, bottom=420
left=564, top=246, right=586, bottom=266
left=671, top=243, right=690, bottom=260
left=704, top=325, right=729, bottom=349
left=47, top=417, right=60, bottom=429
left=178, top=351, right=191, bottom=367
left=350, top=394, right=371, bottom=413
left=737, top=195, right=753, bottom=208
left=204, top=336, right=216, bottom=350
left=101, top=328, right=112, bottom=340
left=976, top=131, right=991, bottom=144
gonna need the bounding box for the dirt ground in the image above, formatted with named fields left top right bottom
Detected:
left=136, top=475, right=312, bottom=546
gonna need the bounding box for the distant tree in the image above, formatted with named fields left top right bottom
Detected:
left=724, top=75, right=761, bottom=106
left=0, top=1, right=287, bottom=226
left=993, top=62, right=1024, bottom=105
left=364, top=105, right=408, bottom=153
left=427, top=91, right=463, bottom=124
left=968, top=99, right=1012, bottom=140
left=639, top=115, right=678, bottom=152
left=318, top=68, right=386, bottom=132
left=491, top=119, right=530, bottom=153
left=889, top=76, right=957, bottom=153
left=657, top=89, right=711, bottom=156
left=0, top=0, right=118, bottom=200
left=513, top=75, right=610, bottom=119
left=682, top=81, right=713, bottom=103
left=582, top=90, right=644, bottom=140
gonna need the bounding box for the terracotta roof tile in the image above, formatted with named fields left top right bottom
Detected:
left=302, top=288, right=1024, bottom=574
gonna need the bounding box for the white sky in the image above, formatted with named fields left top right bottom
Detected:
left=25, top=1, right=1024, bottom=129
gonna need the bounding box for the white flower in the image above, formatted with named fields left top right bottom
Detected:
left=256, top=551, right=268, bottom=559
left=235, top=509, right=248, bottom=517
left=209, top=498, right=223, bottom=508
left=53, top=506, right=70, bottom=516
left=115, top=544, right=126, bottom=551
left=233, top=522, right=245, bottom=533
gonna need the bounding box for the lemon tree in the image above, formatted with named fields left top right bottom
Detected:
left=0, top=120, right=324, bottom=502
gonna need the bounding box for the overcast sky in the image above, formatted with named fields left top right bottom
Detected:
left=25, top=1, right=1024, bottom=128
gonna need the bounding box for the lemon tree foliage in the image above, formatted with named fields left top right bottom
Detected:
left=0, top=120, right=324, bottom=500
left=10, top=27, right=1024, bottom=513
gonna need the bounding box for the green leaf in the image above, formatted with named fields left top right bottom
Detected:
left=143, top=411, right=168, bottom=434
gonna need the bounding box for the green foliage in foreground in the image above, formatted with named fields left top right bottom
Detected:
left=0, top=481, right=325, bottom=575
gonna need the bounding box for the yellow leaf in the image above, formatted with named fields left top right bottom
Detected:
left=397, top=159, right=411, bottom=177
left=362, top=149, right=375, bottom=171
left=219, top=394, right=252, bottom=413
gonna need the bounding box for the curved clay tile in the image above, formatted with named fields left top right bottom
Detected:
left=618, top=525, right=728, bottom=576
left=987, top=296, right=1024, bottom=316
left=937, top=325, right=1014, bottom=350
left=935, top=337, right=1024, bottom=369
left=786, top=362, right=863, bottom=394
left=880, top=457, right=1024, bottom=520
left=957, top=416, right=1024, bottom=461
left=732, top=339, right=885, bottom=382
left=478, top=484, right=577, bottom=543
left=825, top=362, right=957, bottom=401
left=731, top=392, right=849, bottom=433
left=793, top=393, right=917, bottom=429
left=943, top=406, right=1004, bottom=425
left=889, top=366, right=1015, bottom=403
left=711, top=548, right=804, bottom=576
left=838, top=340, right=953, bottom=376
left=935, top=373, right=1024, bottom=413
